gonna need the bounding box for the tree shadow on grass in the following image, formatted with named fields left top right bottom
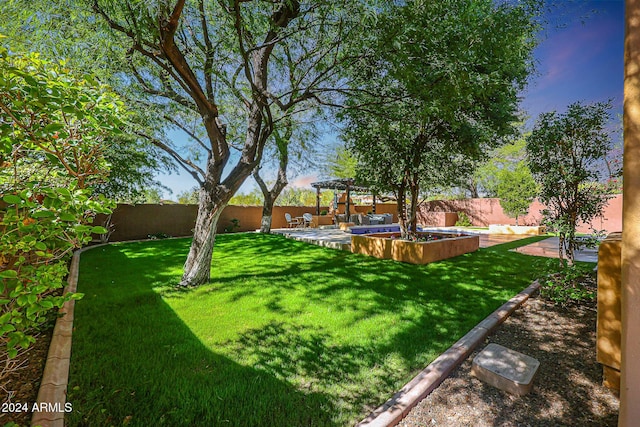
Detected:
left=69, top=255, right=339, bottom=426
left=72, top=234, right=563, bottom=425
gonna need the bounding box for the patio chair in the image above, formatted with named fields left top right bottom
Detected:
left=285, top=213, right=301, bottom=228
left=302, top=213, right=313, bottom=228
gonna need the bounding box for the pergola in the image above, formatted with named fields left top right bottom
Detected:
left=310, top=178, right=372, bottom=217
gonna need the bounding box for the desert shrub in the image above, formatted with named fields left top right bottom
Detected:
left=455, top=211, right=472, bottom=227
left=540, top=265, right=596, bottom=307
left=0, top=42, right=122, bottom=358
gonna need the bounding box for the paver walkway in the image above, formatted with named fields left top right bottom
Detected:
left=512, top=236, right=598, bottom=263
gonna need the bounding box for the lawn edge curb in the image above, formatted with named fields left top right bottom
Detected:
left=30, top=242, right=116, bottom=427
left=356, top=280, right=541, bottom=427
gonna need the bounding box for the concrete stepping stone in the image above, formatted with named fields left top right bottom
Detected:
left=471, top=343, right=540, bottom=396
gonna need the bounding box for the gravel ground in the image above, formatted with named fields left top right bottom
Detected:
left=398, top=295, right=619, bottom=427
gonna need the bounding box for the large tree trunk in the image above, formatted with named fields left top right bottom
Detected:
left=409, top=179, right=420, bottom=235
left=180, top=188, right=228, bottom=287
left=256, top=171, right=287, bottom=233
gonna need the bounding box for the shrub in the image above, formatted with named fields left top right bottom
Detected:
left=455, top=211, right=472, bottom=227
left=224, top=218, right=240, bottom=233
left=539, top=265, right=596, bottom=307
left=0, top=42, right=122, bottom=358
left=527, top=101, right=616, bottom=266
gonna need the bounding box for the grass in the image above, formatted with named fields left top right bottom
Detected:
left=67, top=233, right=565, bottom=426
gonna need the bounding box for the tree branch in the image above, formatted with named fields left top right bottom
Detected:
left=134, top=130, right=205, bottom=186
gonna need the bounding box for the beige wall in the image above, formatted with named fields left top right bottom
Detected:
left=96, top=204, right=323, bottom=241
left=597, top=233, right=622, bottom=392
left=620, top=0, right=640, bottom=423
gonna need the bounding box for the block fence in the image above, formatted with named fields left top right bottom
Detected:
left=0, top=193, right=607, bottom=242
left=94, top=203, right=400, bottom=242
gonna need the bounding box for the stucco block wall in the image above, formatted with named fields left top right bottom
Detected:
left=96, top=204, right=324, bottom=241
left=597, top=232, right=622, bottom=392
left=417, top=195, right=622, bottom=233
left=351, top=232, right=479, bottom=264
left=89, top=195, right=621, bottom=242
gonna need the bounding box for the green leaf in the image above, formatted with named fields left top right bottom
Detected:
left=0, top=324, right=16, bottom=334
left=43, top=123, right=64, bottom=134
left=56, top=188, right=71, bottom=197
left=0, top=311, right=11, bottom=324
left=2, top=194, right=22, bottom=204
left=40, top=300, right=54, bottom=309
left=91, top=226, right=108, bottom=234
left=59, top=212, right=76, bottom=221
left=32, top=210, right=55, bottom=218
left=0, top=270, right=18, bottom=279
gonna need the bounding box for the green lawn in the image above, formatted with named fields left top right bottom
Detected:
left=67, top=233, right=560, bottom=426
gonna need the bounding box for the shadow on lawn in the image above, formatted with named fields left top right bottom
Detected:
left=69, top=234, right=561, bottom=426
left=69, top=243, right=338, bottom=427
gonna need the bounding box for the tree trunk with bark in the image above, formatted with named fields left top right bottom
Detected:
left=254, top=166, right=288, bottom=233
left=181, top=191, right=226, bottom=286
left=396, top=184, right=410, bottom=239
left=254, top=125, right=291, bottom=233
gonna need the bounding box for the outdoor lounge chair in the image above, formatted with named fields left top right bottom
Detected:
left=285, top=213, right=301, bottom=228
left=302, top=213, right=313, bottom=228
left=335, top=214, right=347, bottom=223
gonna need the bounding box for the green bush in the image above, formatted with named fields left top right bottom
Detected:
left=224, top=218, right=240, bottom=233
left=0, top=42, right=122, bottom=357
left=539, top=265, right=596, bottom=307
left=455, top=211, right=472, bottom=227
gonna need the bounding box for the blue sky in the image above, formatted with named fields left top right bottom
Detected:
left=522, top=0, right=624, bottom=120
left=156, top=0, right=625, bottom=199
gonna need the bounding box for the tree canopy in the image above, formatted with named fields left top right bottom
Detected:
left=526, top=100, right=615, bottom=265
left=340, top=0, right=540, bottom=237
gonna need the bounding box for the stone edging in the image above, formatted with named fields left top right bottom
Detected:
left=30, top=244, right=110, bottom=427
left=356, top=280, right=541, bottom=427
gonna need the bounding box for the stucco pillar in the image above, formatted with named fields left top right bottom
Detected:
left=620, top=1, right=640, bottom=425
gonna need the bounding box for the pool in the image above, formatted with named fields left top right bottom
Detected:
left=349, top=224, right=424, bottom=235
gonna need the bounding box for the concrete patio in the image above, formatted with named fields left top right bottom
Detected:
left=271, top=227, right=599, bottom=263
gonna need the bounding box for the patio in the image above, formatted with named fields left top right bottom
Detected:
left=271, top=227, right=599, bottom=263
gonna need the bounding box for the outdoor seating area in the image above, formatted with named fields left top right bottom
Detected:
left=348, top=213, right=393, bottom=226
left=285, top=212, right=313, bottom=228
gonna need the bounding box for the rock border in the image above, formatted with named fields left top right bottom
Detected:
left=357, top=280, right=541, bottom=427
